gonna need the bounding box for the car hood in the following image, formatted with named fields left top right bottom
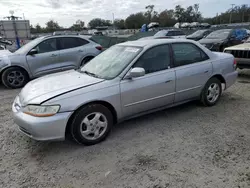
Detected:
left=224, top=43, right=250, bottom=50
left=199, top=38, right=225, bottom=44
left=19, top=70, right=104, bottom=105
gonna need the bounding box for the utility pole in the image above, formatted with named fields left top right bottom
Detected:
left=229, top=4, right=235, bottom=23
left=112, top=13, right=115, bottom=30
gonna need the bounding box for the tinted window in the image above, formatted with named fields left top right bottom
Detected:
left=166, top=31, right=175, bottom=36
left=133, top=45, right=171, bottom=74
left=59, top=37, right=87, bottom=50
left=172, top=43, right=208, bottom=66
left=76, top=38, right=89, bottom=46
left=35, top=38, right=57, bottom=54
left=175, top=31, right=185, bottom=36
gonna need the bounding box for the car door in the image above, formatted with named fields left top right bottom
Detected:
left=26, top=38, right=60, bottom=77
left=57, top=37, right=89, bottom=71
left=120, top=44, right=176, bottom=118
left=172, top=43, right=213, bottom=102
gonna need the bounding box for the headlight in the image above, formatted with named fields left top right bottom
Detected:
left=23, top=105, right=60, bottom=117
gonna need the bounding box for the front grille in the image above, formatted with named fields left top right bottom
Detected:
left=225, top=50, right=250, bottom=59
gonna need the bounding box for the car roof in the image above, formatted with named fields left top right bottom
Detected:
left=118, top=39, right=195, bottom=48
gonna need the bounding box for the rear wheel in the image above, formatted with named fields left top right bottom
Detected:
left=201, top=77, right=222, bottom=106
left=1, top=67, right=29, bottom=89
left=70, top=104, right=113, bottom=145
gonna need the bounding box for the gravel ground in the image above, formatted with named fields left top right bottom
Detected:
left=0, top=70, right=250, bottom=188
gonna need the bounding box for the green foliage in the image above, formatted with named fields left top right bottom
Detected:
left=88, top=18, right=112, bottom=29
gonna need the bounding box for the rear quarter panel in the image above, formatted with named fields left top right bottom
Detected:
left=211, top=52, right=237, bottom=89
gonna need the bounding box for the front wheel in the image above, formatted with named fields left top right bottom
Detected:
left=201, top=78, right=222, bottom=106
left=70, top=104, right=113, bottom=145
left=1, top=67, right=29, bottom=89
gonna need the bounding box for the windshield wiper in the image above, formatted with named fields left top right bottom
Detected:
left=81, top=70, right=101, bottom=78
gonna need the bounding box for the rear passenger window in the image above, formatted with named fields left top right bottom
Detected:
left=59, top=37, right=88, bottom=50
left=133, top=45, right=171, bottom=74
left=172, top=43, right=209, bottom=66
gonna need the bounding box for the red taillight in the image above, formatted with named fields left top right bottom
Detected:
left=233, top=59, right=237, bottom=69
left=96, top=46, right=102, bottom=51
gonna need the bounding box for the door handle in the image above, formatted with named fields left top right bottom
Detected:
left=204, top=70, right=209, bottom=73
left=78, top=50, right=83, bottom=52
left=50, top=54, right=57, bottom=57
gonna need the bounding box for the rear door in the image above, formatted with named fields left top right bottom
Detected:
left=26, top=38, right=61, bottom=77
left=172, top=42, right=212, bottom=102
left=57, top=37, right=90, bottom=71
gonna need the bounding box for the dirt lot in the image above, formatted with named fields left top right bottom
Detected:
left=0, top=70, right=250, bottom=188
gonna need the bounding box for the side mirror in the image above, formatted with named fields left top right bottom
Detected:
left=28, top=49, right=38, bottom=55
left=125, top=67, right=145, bottom=79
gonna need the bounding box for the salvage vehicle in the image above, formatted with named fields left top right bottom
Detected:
left=0, top=35, right=102, bottom=89
left=139, top=29, right=186, bottom=40
left=199, top=29, right=248, bottom=52
left=12, top=39, right=238, bottom=145
left=186, top=29, right=212, bottom=41
left=224, top=37, right=250, bottom=69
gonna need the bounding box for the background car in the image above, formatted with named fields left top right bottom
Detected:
left=186, top=29, right=212, bottom=41
left=199, top=28, right=248, bottom=52
left=224, top=37, right=250, bottom=69
left=0, top=35, right=102, bottom=89
left=12, top=39, right=237, bottom=145
left=139, top=29, right=186, bottom=40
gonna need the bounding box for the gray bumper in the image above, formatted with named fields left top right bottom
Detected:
left=12, top=100, right=72, bottom=141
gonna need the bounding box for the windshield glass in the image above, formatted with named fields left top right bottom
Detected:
left=246, top=37, right=250, bottom=43
left=154, top=31, right=167, bottom=37
left=205, top=29, right=231, bottom=39
left=14, top=37, right=44, bottom=54
left=81, top=45, right=142, bottom=79
left=189, top=30, right=207, bottom=37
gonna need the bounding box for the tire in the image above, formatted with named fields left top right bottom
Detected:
left=80, top=56, right=94, bottom=67
left=201, top=77, right=222, bottom=106
left=70, top=104, right=113, bottom=145
left=1, top=67, right=29, bottom=89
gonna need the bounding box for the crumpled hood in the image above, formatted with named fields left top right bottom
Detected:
left=19, top=70, right=104, bottom=105
left=199, top=38, right=225, bottom=44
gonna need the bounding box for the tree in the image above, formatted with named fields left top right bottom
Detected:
left=175, top=5, right=185, bottom=22
left=45, top=20, right=61, bottom=32
left=158, top=9, right=176, bottom=27
left=145, top=5, right=158, bottom=23
left=125, top=12, right=147, bottom=29
left=88, top=18, right=112, bottom=29
left=70, top=20, right=85, bottom=31
left=35, top=24, right=42, bottom=33
left=114, top=19, right=125, bottom=29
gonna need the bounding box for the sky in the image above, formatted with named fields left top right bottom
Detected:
left=0, top=0, right=249, bottom=27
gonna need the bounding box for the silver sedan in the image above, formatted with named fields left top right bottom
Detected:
left=12, top=39, right=238, bottom=145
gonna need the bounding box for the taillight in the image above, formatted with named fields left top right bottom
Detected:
left=233, top=59, right=237, bottom=69
left=96, top=46, right=102, bottom=51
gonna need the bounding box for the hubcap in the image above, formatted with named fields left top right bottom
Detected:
left=7, top=71, right=24, bottom=87
left=207, top=83, right=220, bottom=103
left=80, top=112, right=108, bottom=140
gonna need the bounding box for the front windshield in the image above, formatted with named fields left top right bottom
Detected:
left=189, top=30, right=206, bottom=37
left=205, top=29, right=231, bottom=39
left=81, top=45, right=142, bottom=79
left=154, top=31, right=166, bottom=37
left=14, top=37, right=44, bottom=54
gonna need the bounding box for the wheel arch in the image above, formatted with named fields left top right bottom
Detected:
left=211, top=74, right=226, bottom=85
left=65, top=100, right=118, bottom=137
left=0, top=65, right=30, bottom=79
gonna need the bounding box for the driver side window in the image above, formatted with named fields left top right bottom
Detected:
left=133, top=45, right=171, bottom=74
left=35, top=39, right=57, bottom=54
